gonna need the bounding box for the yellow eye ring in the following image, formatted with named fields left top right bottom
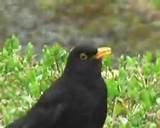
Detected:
left=80, top=53, right=88, bottom=60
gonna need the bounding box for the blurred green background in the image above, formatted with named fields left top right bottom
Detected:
left=0, top=0, right=160, bottom=55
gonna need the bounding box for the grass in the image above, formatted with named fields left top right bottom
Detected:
left=0, top=36, right=160, bottom=128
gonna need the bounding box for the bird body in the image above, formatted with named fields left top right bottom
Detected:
left=6, top=45, right=111, bottom=128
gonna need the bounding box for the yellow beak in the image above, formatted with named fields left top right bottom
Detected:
left=96, top=47, right=112, bottom=59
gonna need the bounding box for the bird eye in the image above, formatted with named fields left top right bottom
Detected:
left=80, top=53, right=88, bottom=60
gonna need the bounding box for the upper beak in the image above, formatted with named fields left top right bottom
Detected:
left=96, top=47, right=112, bottom=59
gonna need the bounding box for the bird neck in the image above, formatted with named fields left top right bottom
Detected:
left=63, top=67, right=102, bottom=81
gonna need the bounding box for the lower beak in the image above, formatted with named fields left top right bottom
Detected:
left=96, top=47, right=112, bottom=59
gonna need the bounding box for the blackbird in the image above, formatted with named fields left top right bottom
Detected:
left=6, top=45, right=111, bottom=128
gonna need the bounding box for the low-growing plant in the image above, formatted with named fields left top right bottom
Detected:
left=0, top=36, right=159, bottom=128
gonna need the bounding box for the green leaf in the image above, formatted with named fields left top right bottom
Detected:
left=106, top=79, right=119, bottom=98
left=3, top=35, right=20, bottom=55
left=24, top=42, right=34, bottom=62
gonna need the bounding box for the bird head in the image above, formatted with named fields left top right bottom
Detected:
left=64, top=45, right=111, bottom=78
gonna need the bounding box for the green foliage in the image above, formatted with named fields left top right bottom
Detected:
left=0, top=36, right=159, bottom=128
left=105, top=54, right=159, bottom=128
left=151, top=0, right=160, bottom=8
